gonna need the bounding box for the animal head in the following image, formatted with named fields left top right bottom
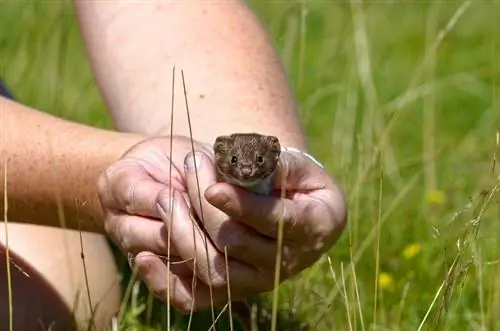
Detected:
left=213, top=133, right=281, bottom=186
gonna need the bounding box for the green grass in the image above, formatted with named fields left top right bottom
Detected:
left=2, top=0, right=500, bottom=330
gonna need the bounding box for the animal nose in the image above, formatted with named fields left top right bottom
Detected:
left=240, top=167, right=252, bottom=176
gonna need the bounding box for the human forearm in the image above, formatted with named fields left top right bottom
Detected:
left=0, top=97, right=143, bottom=232
left=74, top=0, right=306, bottom=149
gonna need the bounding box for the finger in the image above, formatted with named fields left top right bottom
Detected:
left=275, top=149, right=348, bottom=244
left=205, top=149, right=341, bottom=242
left=157, top=190, right=266, bottom=294
left=183, top=151, right=223, bottom=229
left=184, top=151, right=278, bottom=269
left=99, top=160, right=167, bottom=218
left=105, top=213, right=181, bottom=256
left=209, top=219, right=279, bottom=271
left=205, top=183, right=327, bottom=242
left=134, top=251, right=190, bottom=277
left=134, top=252, right=233, bottom=313
left=271, top=148, right=331, bottom=192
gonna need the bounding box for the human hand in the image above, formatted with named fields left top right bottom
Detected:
left=98, top=135, right=304, bottom=312
left=189, top=147, right=348, bottom=290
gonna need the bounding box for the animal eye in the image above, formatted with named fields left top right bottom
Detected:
left=256, top=156, right=264, bottom=163
left=231, top=156, right=238, bottom=164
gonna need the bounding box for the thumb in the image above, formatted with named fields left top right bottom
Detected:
left=184, top=151, right=228, bottom=230
left=273, top=148, right=327, bottom=191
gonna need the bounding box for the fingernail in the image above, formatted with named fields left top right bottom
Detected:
left=206, top=187, right=229, bottom=206
left=158, top=194, right=175, bottom=216
left=184, top=152, right=203, bottom=173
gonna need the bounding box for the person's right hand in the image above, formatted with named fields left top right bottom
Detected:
left=96, top=135, right=281, bottom=312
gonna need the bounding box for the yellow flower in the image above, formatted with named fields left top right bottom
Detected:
left=403, top=243, right=421, bottom=260
left=426, top=189, right=446, bottom=205
left=378, top=272, right=394, bottom=290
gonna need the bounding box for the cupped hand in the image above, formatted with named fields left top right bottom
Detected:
left=97, top=135, right=347, bottom=313
left=97, top=135, right=293, bottom=313
left=188, top=148, right=348, bottom=290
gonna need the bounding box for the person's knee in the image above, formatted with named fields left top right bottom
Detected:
left=0, top=223, right=122, bottom=330
left=0, top=251, right=77, bottom=331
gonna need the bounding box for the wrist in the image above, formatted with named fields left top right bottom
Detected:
left=82, top=131, right=146, bottom=228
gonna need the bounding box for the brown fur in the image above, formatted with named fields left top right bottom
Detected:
left=213, top=133, right=281, bottom=185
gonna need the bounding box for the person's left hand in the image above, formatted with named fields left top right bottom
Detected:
left=185, top=148, right=348, bottom=290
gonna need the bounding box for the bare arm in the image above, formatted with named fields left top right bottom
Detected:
left=74, top=0, right=306, bottom=149
left=0, top=97, right=143, bottom=233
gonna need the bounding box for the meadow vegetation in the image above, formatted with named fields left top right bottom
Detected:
left=1, top=1, right=499, bottom=330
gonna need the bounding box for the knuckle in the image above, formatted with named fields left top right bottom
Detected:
left=156, top=189, right=175, bottom=216
left=314, top=204, right=339, bottom=238
left=206, top=262, right=228, bottom=289
left=293, top=203, right=326, bottom=240
left=120, top=181, right=138, bottom=214
left=172, top=297, right=209, bottom=315
left=156, top=188, right=171, bottom=203
left=172, top=302, right=193, bottom=315
left=269, top=200, right=286, bottom=222
left=153, top=225, right=170, bottom=252
left=219, top=200, right=233, bottom=216
left=147, top=272, right=190, bottom=309
left=97, top=172, right=117, bottom=210
left=96, top=173, right=108, bottom=198
left=194, top=254, right=228, bottom=289
left=103, top=161, right=141, bottom=212
left=291, top=201, right=343, bottom=253
left=103, top=162, right=123, bottom=182
left=282, top=206, right=301, bottom=235
left=169, top=288, right=195, bottom=314
left=121, top=177, right=158, bottom=215
left=103, top=217, right=114, bottom=237
left=116, top=219, right=133, bottom=251
left=215, top=222, right=249, bottom=256
left=208, top=272, right=227, bottom=289
left=150, top=285, right=170, bottom=302
left=103, top=214, right=122, bottom=246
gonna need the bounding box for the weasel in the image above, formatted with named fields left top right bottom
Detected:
left=212, top=132, right=282, bottom=331
left=213, top=133, right=281, bottom=195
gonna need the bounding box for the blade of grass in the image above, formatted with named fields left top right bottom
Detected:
left=270, top=160, right=289, bottom=331
left=297, top=0, right=308, bottom=91
left=2, top=158, right=13, bottom=331
left=313, top=171, right=422, bottom=327
left=422, top=1, right=439, bottom=193
left=181, top=69, right=216, bottom=329
left=350, top=0, right=402, bottom=188
left=341, top=262, right=353, bottom=331
left=224, top=246, right=234, bottom=331
left=373, top=149, right=383, bottom=328
left=166, top=65, right=176, bottom=331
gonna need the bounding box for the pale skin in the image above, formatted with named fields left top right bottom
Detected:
left=0, top=98, right=143, bottom=231
left=0, top=0, right=347, bottom=328
left=75, top=0, right=307, bottom=146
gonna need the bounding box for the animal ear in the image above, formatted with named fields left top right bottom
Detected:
left=265, top=135, right=281, bottom=153
left=214, top=135, right=231, bottom=153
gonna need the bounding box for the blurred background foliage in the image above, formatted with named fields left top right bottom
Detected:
left=1, top=1, right=499, bottom=330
